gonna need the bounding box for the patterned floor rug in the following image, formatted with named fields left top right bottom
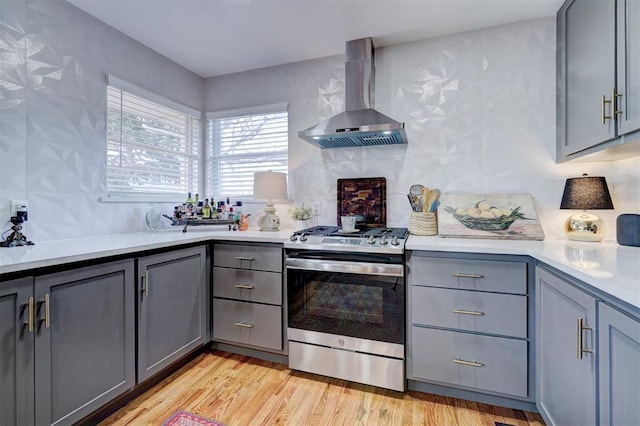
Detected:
left=162, top=410, right=224, bottom=426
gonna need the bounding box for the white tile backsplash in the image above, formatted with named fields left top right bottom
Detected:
left=1, top=1, right=637, bottom=243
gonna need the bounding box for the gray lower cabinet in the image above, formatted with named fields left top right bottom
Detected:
left=212, top=243, right=284, bottom=353
left=137, top=245, right=208, bottom=382
left=536, top=266, right=597, bottom=426
left=1, top=260, right=136, bottom=426
left=407, top=252, right=532, bottom=405
left=598, top=302, right=640, bottom=426
left=0, top=277, right=35, bottom=426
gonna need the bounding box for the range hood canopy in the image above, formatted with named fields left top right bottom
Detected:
left=298, top=37, right=407, bottom=149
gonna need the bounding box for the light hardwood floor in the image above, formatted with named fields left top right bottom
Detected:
left=99, top=350, right=545, bottom=426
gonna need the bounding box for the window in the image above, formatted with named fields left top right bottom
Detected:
left=106, top=75, right=201, bottom=199
left=206, top=103, right=288, bottom=199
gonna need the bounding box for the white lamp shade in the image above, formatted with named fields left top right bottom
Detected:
left=253, top=171, right=288, bottom=202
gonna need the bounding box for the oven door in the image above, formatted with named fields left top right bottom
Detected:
left=286, top=257, right=405, bottom=345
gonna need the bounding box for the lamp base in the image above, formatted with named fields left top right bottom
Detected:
left=258, top=204, right=280, bottom=232
left=564, top=212, right=605, bottom=242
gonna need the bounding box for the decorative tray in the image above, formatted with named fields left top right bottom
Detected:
left=163, top=215, right=236, bottom=232
left=337, top=177, right=387, bottom=227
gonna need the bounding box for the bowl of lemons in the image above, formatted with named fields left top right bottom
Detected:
left=443, top=200, right=530, bottom=231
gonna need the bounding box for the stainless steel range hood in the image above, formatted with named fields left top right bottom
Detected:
left=298, top=38, right=407, bottom=149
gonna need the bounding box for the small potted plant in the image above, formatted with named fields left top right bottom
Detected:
left=289, top=205, right=313, bottom=230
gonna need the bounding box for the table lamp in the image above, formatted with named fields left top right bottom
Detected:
left=560, top=174, right=614, bottom=242
left=253, top=171, right=288, bottom=231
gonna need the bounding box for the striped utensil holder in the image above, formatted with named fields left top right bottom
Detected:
left=408, top=211, right=437, bottom=236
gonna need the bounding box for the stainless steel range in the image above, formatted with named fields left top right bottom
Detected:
left=284, top=225, right=408, bottom=391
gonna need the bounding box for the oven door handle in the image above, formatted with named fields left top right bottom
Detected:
left=285, top=258, right=404, bottom=277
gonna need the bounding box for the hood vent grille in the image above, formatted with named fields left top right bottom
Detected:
left=298, top=38, right=407, bottom=149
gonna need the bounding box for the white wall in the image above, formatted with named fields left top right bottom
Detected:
left=0, top=0, right=204, bottom=242
left=205, top=17, right=639, bottom=240
left=1, top=5, right=637, bottom=243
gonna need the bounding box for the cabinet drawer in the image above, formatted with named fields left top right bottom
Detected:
left=213, top=299, right=282, bottom=351
left=213, top=267, right=281, bottom=305
left=214, top=244, right=282, bottom=272
left=412, top=287, right=527, bottom=338
left=410, top=256, right=526, bottom=294
left=411, top=327, right=528, bottom=398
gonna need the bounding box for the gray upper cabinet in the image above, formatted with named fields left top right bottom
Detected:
left=617, top=0, right=640, bottom=135
left=557, top=0, right=640, bottom=161
left=137, top=245, right=208, bottom=382
left=536, top=266, right=597, bottom=426
left=598, top=303, right=640, bottom=426
left=0, top=277, right=35, bottom=426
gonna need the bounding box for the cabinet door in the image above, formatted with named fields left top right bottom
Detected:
left=616, top=0, right=640, bottom=135
left=599, top=303, right=640, bottom=426
left=34, top=260, right=135, bottom=426
left=536, top=267, right=597, bottom=426
left=558, top=0, right=616, bottom=155
left=137, top=246, right=207, bottom=382
left=0, top=278, right=35, bottom=426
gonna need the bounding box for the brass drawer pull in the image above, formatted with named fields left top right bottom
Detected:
left=452, top=272, right=484, bottom=279
left=235, top=256, right=255, bottom=261
left=452, top=309, right=484, bottom=316
left=234, top=284, right=254, bottom=290
left=453, top=358, right=484, bottom=368
left=233, top=322, right=254, bottom=328
left=577, top=317, right=593, bottom=359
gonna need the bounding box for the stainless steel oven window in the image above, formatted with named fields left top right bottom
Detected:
left=286, top=259, right=404, bottom=345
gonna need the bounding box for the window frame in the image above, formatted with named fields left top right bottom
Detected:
left=103, top=74, right=203, bottom=203
left=205, top=102, right=289, bottom=201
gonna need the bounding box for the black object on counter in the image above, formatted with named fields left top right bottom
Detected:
left=617, top=214, right=640, bottom=247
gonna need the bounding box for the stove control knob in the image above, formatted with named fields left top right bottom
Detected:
left=380, top=235, right=389, bottom=245
left=290, top=234, right=298, bottom=241
left=299, top=233, right=308, bottom=242
left=391, top=236, right=400, bottom=246
left=367, top=235, right=376, bottom=245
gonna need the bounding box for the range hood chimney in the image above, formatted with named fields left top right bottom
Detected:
left=298, top=37, right=407, bottom=149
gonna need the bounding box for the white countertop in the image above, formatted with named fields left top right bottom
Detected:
left=1, top=229, right=638, bottom=310
left=0, top=228, right=290, bottom=275
left=407, top=236, right=640, bottom=310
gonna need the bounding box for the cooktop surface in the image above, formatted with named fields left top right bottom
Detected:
left=293, top=225, right=409, bottom=239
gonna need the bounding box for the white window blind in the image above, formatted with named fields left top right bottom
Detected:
left=206, top=103, right=288, bottom=198
left=106, top=77, right=200, bottom=199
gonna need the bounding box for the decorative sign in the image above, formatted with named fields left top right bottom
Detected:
left=438, top=193, right=544, bottom=240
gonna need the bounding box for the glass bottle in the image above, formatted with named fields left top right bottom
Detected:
left=203, top=199, right=211, bottom=219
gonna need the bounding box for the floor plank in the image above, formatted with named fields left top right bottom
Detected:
left=99, top=350, right=545, bottom=426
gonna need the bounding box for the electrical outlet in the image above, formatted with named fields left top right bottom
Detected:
left=11, top=200, right=28, bottom=221
left=312, top=202, right=320, bottom=216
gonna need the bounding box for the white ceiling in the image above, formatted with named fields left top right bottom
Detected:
left=68, top=0, right=564, bottom=78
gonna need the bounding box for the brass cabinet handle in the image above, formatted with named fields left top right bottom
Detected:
left=577, top=317, right=593, bottom=359
left=233, top=322, right=254, bottom=328
left=612, top=88, right=623, bottom=117
left=452, top=308, right=484, bottom=316
left=234, top=284, right=254, bottom=290
left=235, top=256, right=255, bottom=261
left=141, top=271, right=149, bottom=296
left=452, top=272, right=484, bottom=279
left=602, top=94, right=612, bottom=124
left=44, top=294, right=50, bottom=329
left=453, top=358, right=484, bottom=368
left=25, top=297, right=34, bottom=333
